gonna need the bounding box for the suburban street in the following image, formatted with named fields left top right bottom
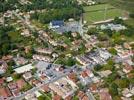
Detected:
left=9, top=70, right=70, bottom=100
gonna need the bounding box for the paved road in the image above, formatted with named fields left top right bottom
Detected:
left=86, top=91, right=96, bottom=100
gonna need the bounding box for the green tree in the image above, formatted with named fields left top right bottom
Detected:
left=116, top=78, right=130, bottom=88
left=105, top=72, right=118, bottom=83
left=113, top=96, right=122, bottom=100
left=38, top=96, right=46, bottom=100
left=13, top=74, right=21, bottom=80
left=94, top=64, right=103, bottom=71
left=109, top=83, right=118, bottom=96
left=113, top=17, right=123, bottom=24
left=73, top=96, right=79, bottom=100
left=66, top=57, right=76, bottom=66
left=98, top=32, right=109, bottom=41
left=108, top=48, right=117, bottom=55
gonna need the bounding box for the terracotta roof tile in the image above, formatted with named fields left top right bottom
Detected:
left=53, top=94, right=62, bottom=100
left=0, top=87, right=12, bottom=98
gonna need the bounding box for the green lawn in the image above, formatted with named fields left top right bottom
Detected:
left=84, top=8, right=124, bottom=24
left=84, top=4, right=114, bottom=12
left=124, top=18, right=134, bottom=28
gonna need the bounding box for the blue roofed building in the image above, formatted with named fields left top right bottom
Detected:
left=49, top=20, right=64, bottom=29
left=49, top=20, right=82, bottom=34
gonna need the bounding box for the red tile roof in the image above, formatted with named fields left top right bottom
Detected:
left=0, top=87, right=12, bottom=98
left=81, top=69, right=92, bottom=78
left=124, top=63, right=133, bottom=71
left=89, top=84, right=97, bottom=92
left=2, top=55, right=13, bottom=61
left=77, top=91, right=89, bottom=100
left=0, top=78, right=4, bottom=85
left=127, top=73, right=134, bottom=78
left=42, top=85, right=50, bottom=92
left=65, top=96, right=72, bottom=100
left=81, top=71, right=89, bottom=78
left=99, top=90, right=112, bottom=100
left=82, top=95, right=89, bottom=100
left=53, top=94, right=62, bottom=100
left=68, top=72, right=77, bottom=82
left=77, top=91, right=85, bottom=99
left=16, top=79, right=26, bottom=90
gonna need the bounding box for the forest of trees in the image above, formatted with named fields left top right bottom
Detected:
left=0, top=0, right=83, bottom=24
left=0, top=25, right=15, bottom=57
left=0, top=0, right=82, bottom=12
left=31, top=7, right=82, bottom=24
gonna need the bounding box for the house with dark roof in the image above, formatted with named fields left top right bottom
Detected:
left=49, top=20, right=64, bottom=29
left=49, top=20, right=81, bottom=34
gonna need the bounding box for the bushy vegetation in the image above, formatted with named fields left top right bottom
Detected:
left=31, top=7, right=82, bottom=24
left=0, top=25, right=15, bottom=56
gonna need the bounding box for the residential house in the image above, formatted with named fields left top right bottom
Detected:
left=67, top=72, right=78, bottom=83
left=122, top=88, right=133, bottom=98
left=8, top=79, right=26, bottom=93
left=21, top=29, right=31, bottom=37
left=8, top=82, right=21, bottom=97
left=16, top=79, right=26, bottom=90
left=49, top=77, right=78, bottom=99
left=33, top=54, right=52, bottom=62
left=76, top=48, right=111, bottom=66
left=29, top=79, right=41, bottom=87
left=99, top=88, right=112, bottom=100
left=123, top=63, right=133, bottom=74
left=2, top=55, right=13, bottom=61
left=0, top=60, right=8, bottom=74
left=35, top=47, right=53, bottom=55
left=100, top=23, right=126, bottom=31
left=0, top=87, right=12, bottom=99
left=6, top=77, right=13, bottom=82
left=77, top=91, right=89, bottom=100
left=41, top=85, right=50, bottom=93
left=4, top=11, right=12, bottom=18
left=97, top=48, right=112, bottom=60
left=123, top=43, right=131, bottom=50
left=23, top=72, right=32, bottom=80
left=80, top=69, right=94, bottom=85
left=97, top=70, right=112, bottom=78
left=89, top=83, right=98, bottom=93
left=0, top=78, right=4, bottom=86
left=13, top=56, right=28, bottom=66
left=65, top=96, right=72, bottom=100
left=71, top=32, right=77, bottom=38
left=25, top=94, right=37, bottom=100
left=53, top=94, right=62, bottom=100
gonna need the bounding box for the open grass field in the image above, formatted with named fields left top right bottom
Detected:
left=83, top=4, right=126, bottom=24
left=124, top=18, right=134, bottom=28
left=84, top=4, right=114, bottom=12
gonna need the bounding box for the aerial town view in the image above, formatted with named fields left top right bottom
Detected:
left=0, top=0, right=134, bottom=100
